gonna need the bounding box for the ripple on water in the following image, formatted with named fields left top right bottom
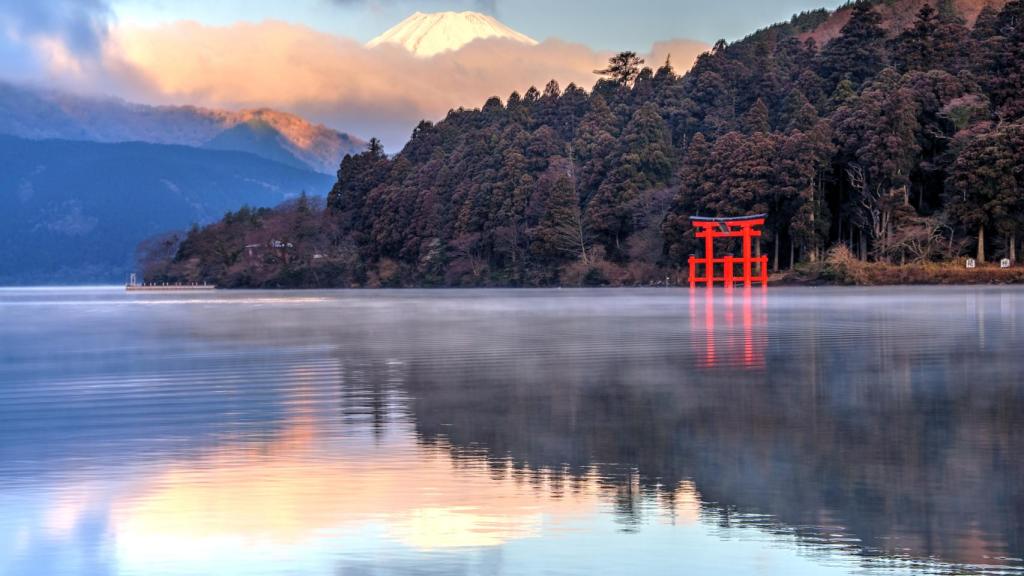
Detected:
left=0, top=286, right=1022, bottom=576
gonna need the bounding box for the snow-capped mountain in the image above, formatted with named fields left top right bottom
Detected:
left=367, top=11, right=538, bottom=58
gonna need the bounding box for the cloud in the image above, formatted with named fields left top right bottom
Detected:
left=98, top=20, right=707, bottom=147
left=0, top=0, right=112, bottom=54
left=0, top=3, right=709, bottom=149
left=0, top=0, right=113, bottom=81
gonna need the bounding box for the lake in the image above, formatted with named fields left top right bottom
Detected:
left=1, top=286, right=1022, bottom=576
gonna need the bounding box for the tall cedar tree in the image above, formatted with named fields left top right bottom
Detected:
left=820, top=2, right=887, bottom=89
left=833, top=68, right=921, bottom=260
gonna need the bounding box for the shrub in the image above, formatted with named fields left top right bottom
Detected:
left=822, top=245, right=869, bottom=285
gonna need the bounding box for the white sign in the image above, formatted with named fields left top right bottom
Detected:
left=1001, top=258, right=1011, bottom=269
left=966, top=258, right=976, bottom=269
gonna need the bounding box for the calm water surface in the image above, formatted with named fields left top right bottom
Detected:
left=1, top=287, right=1022, bottom=576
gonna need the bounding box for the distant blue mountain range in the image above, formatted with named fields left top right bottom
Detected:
left=0, top=82, right=363, bottom=284
left=0, top=135, right=333, bottom=285
left=0, top=82, right=365, bottom=174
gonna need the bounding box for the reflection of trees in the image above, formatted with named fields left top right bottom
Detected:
left=20, top=289, right=1019, bottom=571
left=396, top=295, right=1024, bottom=570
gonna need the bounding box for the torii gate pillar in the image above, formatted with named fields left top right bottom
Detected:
left=688, top=215, right=769, bottom=288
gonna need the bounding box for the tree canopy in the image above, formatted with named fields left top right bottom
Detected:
left=148, top=0, right=1024, bottom=287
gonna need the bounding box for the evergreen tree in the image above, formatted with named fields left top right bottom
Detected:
left=796, top=69, right=829, bottom=109
left=368, top=137, right=384, bottom=157
left=986, top=1, right=1024, bottom=120
left=891, top=4, right=941, bottom=73
left=594, top=52, right=646, bottom=87
left=833, top=68, right=921, bottom=260
left=972, top=5, right=1000, bottom=40
left=742, top=98, right=772, bottom=134
left=691, top=71, right=737, bottom=135
left=662, top=133, right=711, bottom=264
left=892, top=3, right=969, bottom=74
left=327, top=140, right=391, bottom=219
left=947, top=122, right=1024, bottom=263
left=531, top=165, right=590, bottom=265
left=819, top=2, right=887, bottom=88
left=828, top=78, right=858, bottom=111
left=778, top=122, right=835, bottom=263
left=573, top=95, right=620, bottom=198
left=588, top=104, right=672, bottom=254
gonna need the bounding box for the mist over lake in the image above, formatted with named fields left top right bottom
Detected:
left=1, top=287, right=1021, bottom=576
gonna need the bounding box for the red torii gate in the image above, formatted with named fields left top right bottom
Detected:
left=688, top=215, right=769, bottom=288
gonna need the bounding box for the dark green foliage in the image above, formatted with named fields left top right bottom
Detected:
left=985, top=1, right=1024, bottom=120
left=946, top=122, right=1024, bottom=261
left=972, top=5, right=1000, bottom=39
left=820, top=2, right=888, bottom=89
left=594, top=52, right=646, bottom=87
left=742, top=98, right=772, bottom=135
left=790, top=8, right=831, bottom=32
left=890, top=4, right=969, bottom=74
left=153, top=0, right=1024, bottom=286
left=589, top=103, right=674, bottom=255
left=832, top=68, right=921, bottom=260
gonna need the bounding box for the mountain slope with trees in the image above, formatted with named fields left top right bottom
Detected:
left=148, top=0, right=1024, bottom=288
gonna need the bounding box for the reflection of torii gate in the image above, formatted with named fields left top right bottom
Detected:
left=688, top=215, right=769, bottom=288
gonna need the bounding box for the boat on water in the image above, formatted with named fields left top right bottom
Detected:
left=126, top=273, right=215, bottom=292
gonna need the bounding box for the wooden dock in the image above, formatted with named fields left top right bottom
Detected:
left=126, top=284, right=216, bottom=292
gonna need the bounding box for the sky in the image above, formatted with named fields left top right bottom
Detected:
left=113, top=0, right=847, bottom=49
left=0, top=0, right=847, bottom=146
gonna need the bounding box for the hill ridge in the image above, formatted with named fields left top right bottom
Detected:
left=0, top=82, right=365, bottom=174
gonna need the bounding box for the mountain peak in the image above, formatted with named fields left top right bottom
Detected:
left=367, top=11, right=538, bottom=58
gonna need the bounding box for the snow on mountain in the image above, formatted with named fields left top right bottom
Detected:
left=367, top=11, right=538, bottom=58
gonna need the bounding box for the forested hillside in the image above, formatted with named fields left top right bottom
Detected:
left=148, top=0, right=1024, bottom=288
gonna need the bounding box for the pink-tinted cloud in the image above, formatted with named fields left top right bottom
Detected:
left=0, top=1, right=708, bottom=147
left=21, top=17, right=709, bottom=147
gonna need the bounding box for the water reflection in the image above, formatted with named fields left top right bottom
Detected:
left=690, top=287, right=768, bottom=369
left=0, top=287, right=1022, bottom=575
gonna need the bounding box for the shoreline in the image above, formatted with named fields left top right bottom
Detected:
left=4, top=278, right=1024, bottom=291
left=773, top=260, right=1024, bottom=287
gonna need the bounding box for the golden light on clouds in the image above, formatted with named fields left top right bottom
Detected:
left=98, top=20, right=708, bottom=143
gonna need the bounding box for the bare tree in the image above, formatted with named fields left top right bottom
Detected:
left=847, top=163, right=908, bottom=262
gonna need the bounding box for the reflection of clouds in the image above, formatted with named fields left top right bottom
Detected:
left=391, top=507, right=538, bottom=549
left=95, top=412, right=671, bottom=572
left=657, top=481, right=702, bottom=527
left=7, top=288, right=1022, bottom=575
left=44, top=486, right=99, bottom=538
left=2, top=489, right=118, bottom=576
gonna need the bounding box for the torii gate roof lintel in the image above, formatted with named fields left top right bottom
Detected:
left=688, top=214, right=767, bottom=223
left=690, top=215, right=766, bottom=238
